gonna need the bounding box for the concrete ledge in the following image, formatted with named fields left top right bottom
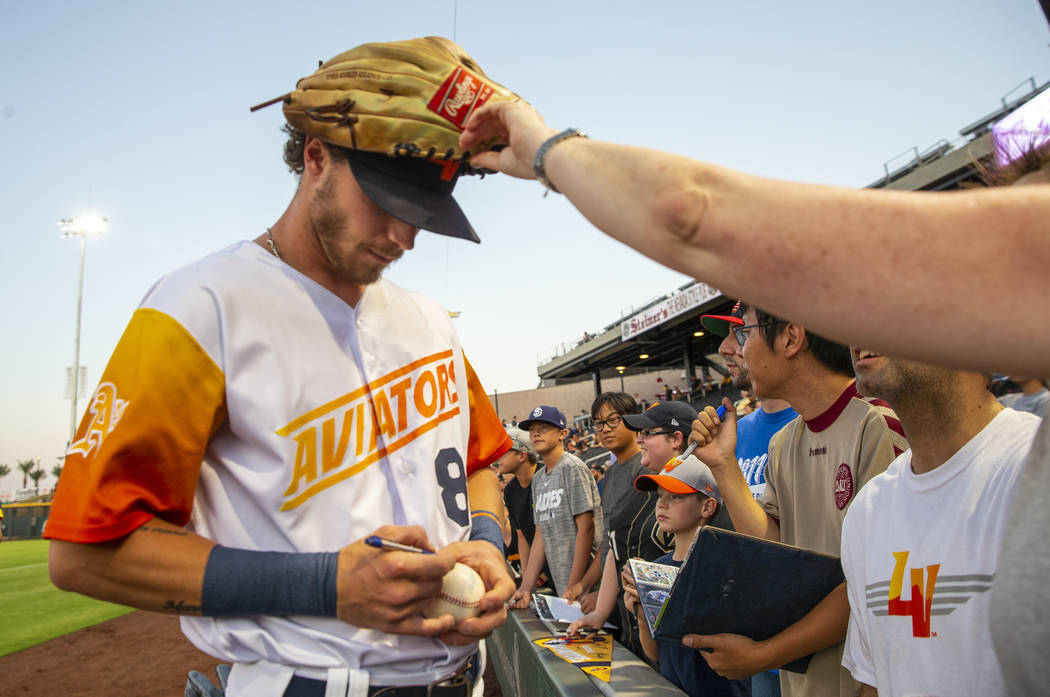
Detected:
left=487, top=609, right=686, bottom=697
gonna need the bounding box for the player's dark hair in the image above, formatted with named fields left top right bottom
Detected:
left=591, top=392, right=640, bottom=420
left=283, top=124, right=349, bottom=175
left=739, top=302, right=854, bottom=378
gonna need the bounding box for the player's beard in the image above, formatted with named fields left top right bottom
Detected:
left=309, top=172, right=402, bottom=286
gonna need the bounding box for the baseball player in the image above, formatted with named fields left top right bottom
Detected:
left=45, top=37, right=515, bottom=697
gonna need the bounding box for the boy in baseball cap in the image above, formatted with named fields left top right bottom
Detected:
left=634, top=456, right=722, bottom=506
left=624, top=458, right=749, bottom=697
left=518, top=405, right=568, bottom=431
left=511, top=406, right=604, bottom=605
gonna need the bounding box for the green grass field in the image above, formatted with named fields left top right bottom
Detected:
left=0, top=539, right=134, bottom=657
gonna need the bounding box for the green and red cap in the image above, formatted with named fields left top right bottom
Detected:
left=700, top=300, right=745, bottom=337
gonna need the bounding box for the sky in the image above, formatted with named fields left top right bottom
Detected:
left=1, top=0, right=1047, bottom=494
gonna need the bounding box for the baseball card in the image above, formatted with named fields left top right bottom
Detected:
left=627, top=558, right=680, bottom=635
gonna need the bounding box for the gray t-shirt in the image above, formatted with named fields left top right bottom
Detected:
left=532, top=451, right=604, bottom=594
left=990, top=412, right=1048, bottom=694
left=598, top=451, right=671, bottom=566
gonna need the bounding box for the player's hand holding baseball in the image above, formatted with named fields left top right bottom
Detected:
left=689, top=398, right=738, bottom=472
left=434, top=539, right=515, bottom=645
left=336, top=525, right=457, bottom=637
left=459, top=99, right=557, bottom=180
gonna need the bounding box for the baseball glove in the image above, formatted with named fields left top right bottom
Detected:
left=251, top=36, right=516, bottom=170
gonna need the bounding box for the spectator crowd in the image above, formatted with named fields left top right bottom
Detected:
left=486, top=135, right=1048, bottom=693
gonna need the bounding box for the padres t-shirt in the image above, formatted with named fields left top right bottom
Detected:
left=531, top=452, right=604, bottom=595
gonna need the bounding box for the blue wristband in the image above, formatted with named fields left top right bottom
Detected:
left=469, top=511, right=504, bottom=554
left=200, top=546, right=339, bottom=617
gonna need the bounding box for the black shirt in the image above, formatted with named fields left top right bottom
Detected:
left=504, top=471, right=552, bottom=587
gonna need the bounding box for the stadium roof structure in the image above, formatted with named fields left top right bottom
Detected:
left=536, top=281, right=734, bottom=391
left=539, top=78, right=1049, bottom=395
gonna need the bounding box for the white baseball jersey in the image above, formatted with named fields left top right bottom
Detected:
left=47, top=241, right=509, bottom=688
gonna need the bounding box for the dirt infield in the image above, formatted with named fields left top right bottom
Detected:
left=1, top=611, right=504, bottom=697
left=0, top=611, right=222, bottom=697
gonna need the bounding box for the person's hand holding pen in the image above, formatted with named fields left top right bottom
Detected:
left=363, top=536, right=436, bottom=554
left=336, top=525, right=456, bottom=637
left=687, top=402, right=735, bottom=471
left=365, top=530, right=515, bottom=639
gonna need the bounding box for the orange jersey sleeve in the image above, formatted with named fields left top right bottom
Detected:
left=463, top=355, right=511, bottom=475
left=45, top=308, right=226, bottom=543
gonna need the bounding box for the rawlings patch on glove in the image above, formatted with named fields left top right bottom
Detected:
left=252, top=36, right=516, bottom=169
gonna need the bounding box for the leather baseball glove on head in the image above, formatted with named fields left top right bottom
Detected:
left=252, top=36, right=515, bottom=168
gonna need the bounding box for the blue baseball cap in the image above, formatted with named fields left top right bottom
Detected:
left=518, top=406, right=567, bottom=430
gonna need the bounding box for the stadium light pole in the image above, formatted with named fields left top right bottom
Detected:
left=58, top=214, right=107, bottom=444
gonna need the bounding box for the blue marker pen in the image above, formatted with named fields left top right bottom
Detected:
left=364, top=536, right=435, bottom=554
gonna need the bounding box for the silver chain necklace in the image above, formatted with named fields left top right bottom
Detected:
left=266, top=227, right=281, bottom=260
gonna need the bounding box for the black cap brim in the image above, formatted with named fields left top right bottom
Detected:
left=346, top=151, right=480, bottom=243
left=622, top=412, right=661, bottom=432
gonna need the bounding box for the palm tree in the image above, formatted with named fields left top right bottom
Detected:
left=17, top=459, right=35, bottom=488
left=52, top=464, right=63, bottom=480
left=29, top=468, right=45, bottom=491
left=0, top=463, right=10, bottom=481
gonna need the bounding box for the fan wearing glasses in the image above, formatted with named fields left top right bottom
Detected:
left=565, top=394, right=674, bottom=660
left=701, top=302, right=798, bottom=501
left=683, top=303, right=907, bottom=697
left=699, top=301, right=798, bottom=697
left=623, top=401, right=701, bottom=474
left=563, top=394, right=647, bottom=610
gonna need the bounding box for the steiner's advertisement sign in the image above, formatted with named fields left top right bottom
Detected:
left=621, top=283, right=722, bottom=341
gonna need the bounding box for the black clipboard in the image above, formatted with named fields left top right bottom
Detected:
left=651, top=526, right=844, bottom=673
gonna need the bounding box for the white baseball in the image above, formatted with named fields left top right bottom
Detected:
left=423, top=562, right=485, bottom=621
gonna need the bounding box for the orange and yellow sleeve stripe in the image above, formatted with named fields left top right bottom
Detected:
left=46, top=308, right=226, bottom=543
